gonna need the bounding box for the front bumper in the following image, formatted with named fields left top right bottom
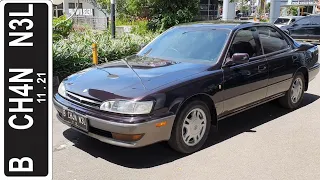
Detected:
left=53, top=95, right=175, bottom=148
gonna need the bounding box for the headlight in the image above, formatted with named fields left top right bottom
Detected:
left=58, top=82, right=66, bottom=97
left=100, top=100, right=154, bottom=114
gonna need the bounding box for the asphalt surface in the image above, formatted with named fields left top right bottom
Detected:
left=53, top=54, right=320, bottom=180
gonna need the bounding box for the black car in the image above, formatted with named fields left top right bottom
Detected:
left=281, top=15, right=320, bottom=44
left=54, top=23, right=320, bottom=154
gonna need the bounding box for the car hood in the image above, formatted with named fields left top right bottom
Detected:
left=63, top=55, right=210, bottom=101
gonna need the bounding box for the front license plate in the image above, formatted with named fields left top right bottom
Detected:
left=62, top=109, right=88, bottom=132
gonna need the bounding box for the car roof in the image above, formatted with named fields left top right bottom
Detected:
left=176, top=23, right=240, bottom=30
left=174, top=22, right=273, bottom=31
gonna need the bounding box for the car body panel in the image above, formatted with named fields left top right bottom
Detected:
left=221, top=58, right=269, bottom=113
left=63, top=56, right=210, bottom=101
left=53, top=22, right=320, bottom=148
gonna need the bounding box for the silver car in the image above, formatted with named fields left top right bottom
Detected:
left=274, top=16, right=304, bottom=28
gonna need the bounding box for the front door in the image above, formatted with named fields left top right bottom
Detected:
left=221, top=27, right=268, bottom=115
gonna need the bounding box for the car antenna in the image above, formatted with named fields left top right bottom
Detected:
left=121, top=59, right=146, bottom=90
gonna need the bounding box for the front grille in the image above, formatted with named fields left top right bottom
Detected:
left=66, top=91, right=101, bottom=109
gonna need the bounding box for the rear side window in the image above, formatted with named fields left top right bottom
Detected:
left=295, top=16, right=312, bottom=25
left=257, top=27, right=289, bottom=54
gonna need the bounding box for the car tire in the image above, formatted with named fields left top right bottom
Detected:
left=279, top=72, right=305, bottom=109
left=168, top=100, right=211, bottom=154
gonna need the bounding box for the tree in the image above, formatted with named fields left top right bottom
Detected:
left=86, top=0, right=129, bottom=17
left=147, top=0, right=199, bottom=31
left=287, top=6, right=298, bottom=16
left=87, top=0, right=109, bottom=17
left=265, top=2, right=270, bottom=14
left=238, top=0, right=250, bottom=14
left=91, top=0, right=200, bottom=31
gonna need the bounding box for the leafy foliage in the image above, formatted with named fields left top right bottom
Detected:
left=53, top=30, right=158, bottom=78
left=287, top=6, right=298, bottom=16
left=87, top=0, right=109, bottom=16
left=147, top=0, right=199, bottom=31
left=94, top=0, right=200, bottom=32
left=53, top=15, right=73, bottom=42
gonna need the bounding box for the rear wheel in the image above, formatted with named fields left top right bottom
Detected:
left=279, top=72, right=305, bottom=109
left=168, top=100, right=211, bottom=154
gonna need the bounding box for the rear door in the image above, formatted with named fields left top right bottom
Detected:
left=257, top=26, right=295, bottom=97
left=221, top=27, right=268, bottom=114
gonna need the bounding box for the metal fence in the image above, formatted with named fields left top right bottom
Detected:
left=72, top=16, right=109, bottom=30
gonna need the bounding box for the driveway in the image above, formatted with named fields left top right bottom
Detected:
left=53, top=61, right=320, bottom=180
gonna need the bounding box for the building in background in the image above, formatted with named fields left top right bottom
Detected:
left=197, top=0, right=221, bottom=20
left=280, top=0, right=319, bottom=16
left=53, top=0, right=109, bottom=29
left=53, top=0, right=108, bottom=18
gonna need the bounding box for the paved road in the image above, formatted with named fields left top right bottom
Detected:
left=53, top=60, right=320, bottom=180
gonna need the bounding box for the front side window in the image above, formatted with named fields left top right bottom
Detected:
left=228, top=27, right=262, bottom=59
left=137, top=27, right=230, bottom=63
left=257, top=27, right=289, bottom=54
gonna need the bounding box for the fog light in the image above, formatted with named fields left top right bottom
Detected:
left=111, top=133, right=144, bottom=142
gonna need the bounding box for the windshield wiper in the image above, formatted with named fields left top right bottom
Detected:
left=121, top=59, right=146, bottom=90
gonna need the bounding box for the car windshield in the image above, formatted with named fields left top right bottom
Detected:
left=274, top=18, right=290, bottom=24
left=137, top=27, right=230, bottom=63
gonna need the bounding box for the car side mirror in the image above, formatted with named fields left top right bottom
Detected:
left=292, top=23, right=298, bottom=27
left=225, top=53, right=249, bottom=66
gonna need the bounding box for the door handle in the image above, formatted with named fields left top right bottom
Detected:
left=258, top=65, right=267, bottom=72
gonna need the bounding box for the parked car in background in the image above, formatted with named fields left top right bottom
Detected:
left=274, top=16, right=304, bottom=28
left=54, top=23, right=320, bottom=154
left=281, top=14, right=320, bottom=44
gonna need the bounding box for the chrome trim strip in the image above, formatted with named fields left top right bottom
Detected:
left=67, top=91, right=101, bottom=104
left=64, top=91, right=101, bottom=109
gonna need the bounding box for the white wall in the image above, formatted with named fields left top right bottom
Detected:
left=63, top=0, right=109, bottom=18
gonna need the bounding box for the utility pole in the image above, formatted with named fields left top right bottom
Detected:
left=269, top=0, right=281, bottom=23
left=111, top=0, right=116, bottom=38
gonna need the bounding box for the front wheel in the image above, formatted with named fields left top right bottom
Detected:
left=279, top=72, right=305, bottom=109
left=168, top=100, right=211, bottom=154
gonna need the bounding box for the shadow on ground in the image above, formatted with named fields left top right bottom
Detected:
left=62, top=93, right=319, bottom=169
